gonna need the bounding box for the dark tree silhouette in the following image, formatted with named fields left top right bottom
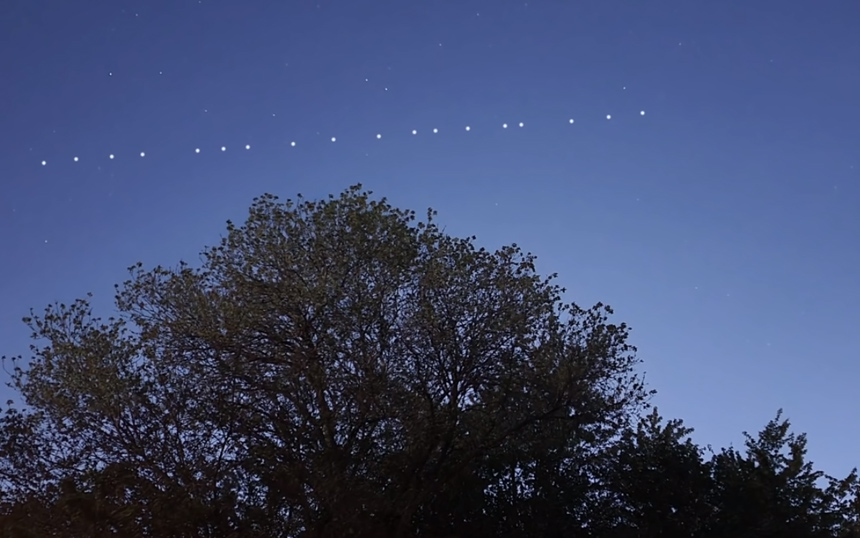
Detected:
left=0, top=185, right=857, bottom=538
left=0, top=185, right=649, bottom=537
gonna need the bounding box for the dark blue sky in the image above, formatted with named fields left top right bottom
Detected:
left=1, top=0, right=858, bottom=476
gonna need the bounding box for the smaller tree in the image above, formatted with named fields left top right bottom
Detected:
left=706, top=410, right=860, bottom=538
left=587, top=407, right=714, bottom=536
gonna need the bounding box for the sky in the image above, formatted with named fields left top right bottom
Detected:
left=1, top=0, right=858, bottom=478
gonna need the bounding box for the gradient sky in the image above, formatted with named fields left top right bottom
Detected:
left=1, top=0, right=858, bottom=478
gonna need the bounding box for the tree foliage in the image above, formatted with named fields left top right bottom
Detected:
left=0, top=185, right=857, bottom=537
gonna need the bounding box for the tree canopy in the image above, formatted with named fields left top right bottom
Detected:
left=1, top=185, right=858, bottom=537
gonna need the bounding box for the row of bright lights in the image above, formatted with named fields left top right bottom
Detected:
left=40, top=113, right=645, bottom=166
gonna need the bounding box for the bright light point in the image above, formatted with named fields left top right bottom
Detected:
left=109, top=154, right=114, bottom=159
left=518, top=122, right=524, bottom=127
left=640, top=110, right=646, bottom=116
left=221, top=146, right=226, bottom=152
left=140, top=152, right=146, bottom=157
left=195, top=148, right=201, bottom=153
left=41, top=160, right=46, bottom=166
left=73, top=157, right=79, bottom=162
left=290, top=141, right=296, bottom=147
left=376, top=134, right=382, bottom=139
left=569, top=118, right=575, bottom=124
left=502, top=123, right=508, bottom=129
left=433, top=128, right=438, bottom=134
left=331, top=137, right=336, bottom=142
left=412, top=129, right=417, bottom=135
left=245, top=144, right=250, bottom=150
left=606, top=114, right=612, bottom=120
left=465, top=126, right=471, bottom=131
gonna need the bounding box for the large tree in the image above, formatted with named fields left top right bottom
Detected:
left=0, top=185, right=651, bottom=537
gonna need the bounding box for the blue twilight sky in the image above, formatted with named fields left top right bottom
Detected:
left=1, top=0, right=858, bottom=477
